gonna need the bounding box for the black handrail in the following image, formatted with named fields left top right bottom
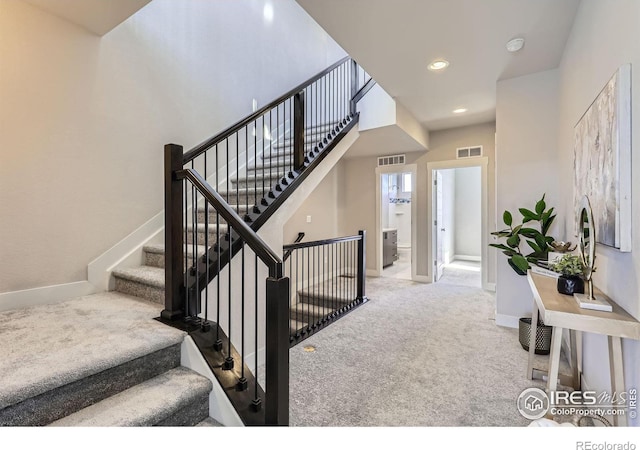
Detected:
left=283, top=233, right=362, bottom=251
left=283, top=232, right=305, bottom=262
left=177, top=168, right=283, bottom=278
left=351, top=77, right=376, bottom=109
left=183, top=56, right=352, bottom=164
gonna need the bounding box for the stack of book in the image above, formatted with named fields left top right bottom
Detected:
left=530, top=263, right=560, bottom=279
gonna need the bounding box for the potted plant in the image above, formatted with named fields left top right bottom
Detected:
left=491, top=194, right=557, bottom=355
left=490, top=194, right=557, bottom=275
left=549, top=254, right=585, bottom=295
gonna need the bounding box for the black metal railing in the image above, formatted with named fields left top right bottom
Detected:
left=284, top=231, right=368, bottom=346
left=161, top=57, right=375, bottom=426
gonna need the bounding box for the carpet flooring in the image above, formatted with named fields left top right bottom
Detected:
left=0, top=292, right=185, bottom=410
left=289, top=271, right=557, bottom=427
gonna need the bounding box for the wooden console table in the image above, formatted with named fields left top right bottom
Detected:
left=526, top=271, right=640, bottom=426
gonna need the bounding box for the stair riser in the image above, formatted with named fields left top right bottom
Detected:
left=185, top=230, right=221, bottom=247
left=196, top=206, right=250, bottom=225
left=231, top=175, right=284, bottom=190
left=114, top=277, right=164, bottom=304
left=245, top=163, right=293, bottom=176
left=297, top=292, right=354, bottom=308
left=144, top=251, right=205, bottom=270
left=221, top=190, right=267, bottom=206
left=290, top=305, right=333, bottom=323
left=156, top=395, right=210, bottom=426
left=0, top=344, right=181, bottom=426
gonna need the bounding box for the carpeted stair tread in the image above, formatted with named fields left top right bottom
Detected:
left=112, top=265, right=165, bottom=289
left=247, top=156, right=294, bottom=171
left=144, top=243, right=207, bottom=256
left=48, top=367, right=212, bottom=427
left=0, top=292, right=185, bottom=410
left=233, top=171, right=287, bottom=181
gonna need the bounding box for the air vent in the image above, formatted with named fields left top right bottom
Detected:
left=377, top=154, right=405, bottom=166
left=456, top=146, right=483, bottom=159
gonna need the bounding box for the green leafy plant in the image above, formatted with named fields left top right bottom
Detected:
left=490, top=194, right=556, bottom=276
left=549, top=254, right=584, bottom=277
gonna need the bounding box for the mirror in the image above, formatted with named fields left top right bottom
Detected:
left=575, top=196, right=610, bottom=310
left=578, top=195, right=596, bottom=296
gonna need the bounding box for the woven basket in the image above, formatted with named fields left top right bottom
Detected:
left=518, top=317, right=552, bottom=355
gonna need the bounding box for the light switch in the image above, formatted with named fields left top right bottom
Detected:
left=306, top=215, right=312, bottom=223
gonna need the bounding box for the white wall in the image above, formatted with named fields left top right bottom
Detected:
left=495, top=70, right=560, bottom=323
left=283, top=162, right=342, bottom=245
left=0, top=0, right=345, bottom=293
left=555, top=0, right=640, bottom=425
left=415, top=122, right=496, bottom=281
left=454, top=167, right=481, bottom=259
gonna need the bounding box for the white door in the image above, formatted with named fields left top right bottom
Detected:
left=435, top=171, right=445, bottom=281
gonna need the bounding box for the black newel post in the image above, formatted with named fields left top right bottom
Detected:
left=265, top=262, right=289, bottom=426
left=357, top=230, right=367, bottom=302
left=161, top=143, right=185, bottom=320
left=293, top=91, right=305, bottom=172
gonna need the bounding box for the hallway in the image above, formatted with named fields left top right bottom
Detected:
left=288, top=275, right=549, bottom=426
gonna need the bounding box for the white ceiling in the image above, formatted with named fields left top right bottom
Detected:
left=21, top=0, right=151, bottom=35
left=296, top=0, right=581, bottom=131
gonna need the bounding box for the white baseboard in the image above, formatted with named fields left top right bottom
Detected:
left=495, top=313, right=520, bottom=329
left=412, top=274, right=431, bottom=283
left=454, top=254, right=481, bottom=262
left=366, top=269, right=380, bottom=277
left=87, top=211, right=164, bottom=292
left=180, top=336, right=244, bottom=426
left=485, top=282, right=496, bottom=292
left=0, top=281, right=97, bottom=312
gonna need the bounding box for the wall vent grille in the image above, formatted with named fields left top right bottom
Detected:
left=456, top=146, right=483, bottom=159
left=377, top=154, right=406, bottom=166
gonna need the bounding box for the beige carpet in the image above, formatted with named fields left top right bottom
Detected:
left=289, top=272, right=557, bottom=426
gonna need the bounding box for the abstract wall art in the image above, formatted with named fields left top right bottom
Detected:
left=573, top=64, right=631, bottom=252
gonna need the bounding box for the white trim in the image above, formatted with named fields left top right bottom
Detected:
left=375, top=164, right=418, bottom=282
left=453, top=254, right=481, bottom=262
left=411, top=274, right=431, bottom=283
left=366, top=269, right=380, bottom=277
left=427, top=158, right=489, bottom=290
left=87, top=211, right=164, bottom=292
left=485, top=282, right=496, bottom=292
left=180, top=336, right=244, bottom=426
left=495, top=313, right=520, bottom=329
left=0, top=281, right=96, bottom=312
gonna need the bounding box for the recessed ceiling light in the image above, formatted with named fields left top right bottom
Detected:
left=453, top=108, right=468, bottom=114
left=428, top=59, right=449, bottom=71
left=506, top=37, right=525, bottom=53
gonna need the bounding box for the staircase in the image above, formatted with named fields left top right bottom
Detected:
left=111, top=124, right=334, bottom=300
left=0, top=57, right=374, bottom=428
left=0, top=292, right=216, bottom=427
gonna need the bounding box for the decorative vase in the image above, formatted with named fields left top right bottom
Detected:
left=557, top=275, right=584, bottom=296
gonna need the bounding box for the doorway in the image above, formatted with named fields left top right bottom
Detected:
left=427, top=158, right=489, bottom=289
left=375, top=164, right=417, bottom=281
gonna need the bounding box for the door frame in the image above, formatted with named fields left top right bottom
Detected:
left=374, top=164, right=417, bottom=280
left=426, top=157, right=489, bottom=290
